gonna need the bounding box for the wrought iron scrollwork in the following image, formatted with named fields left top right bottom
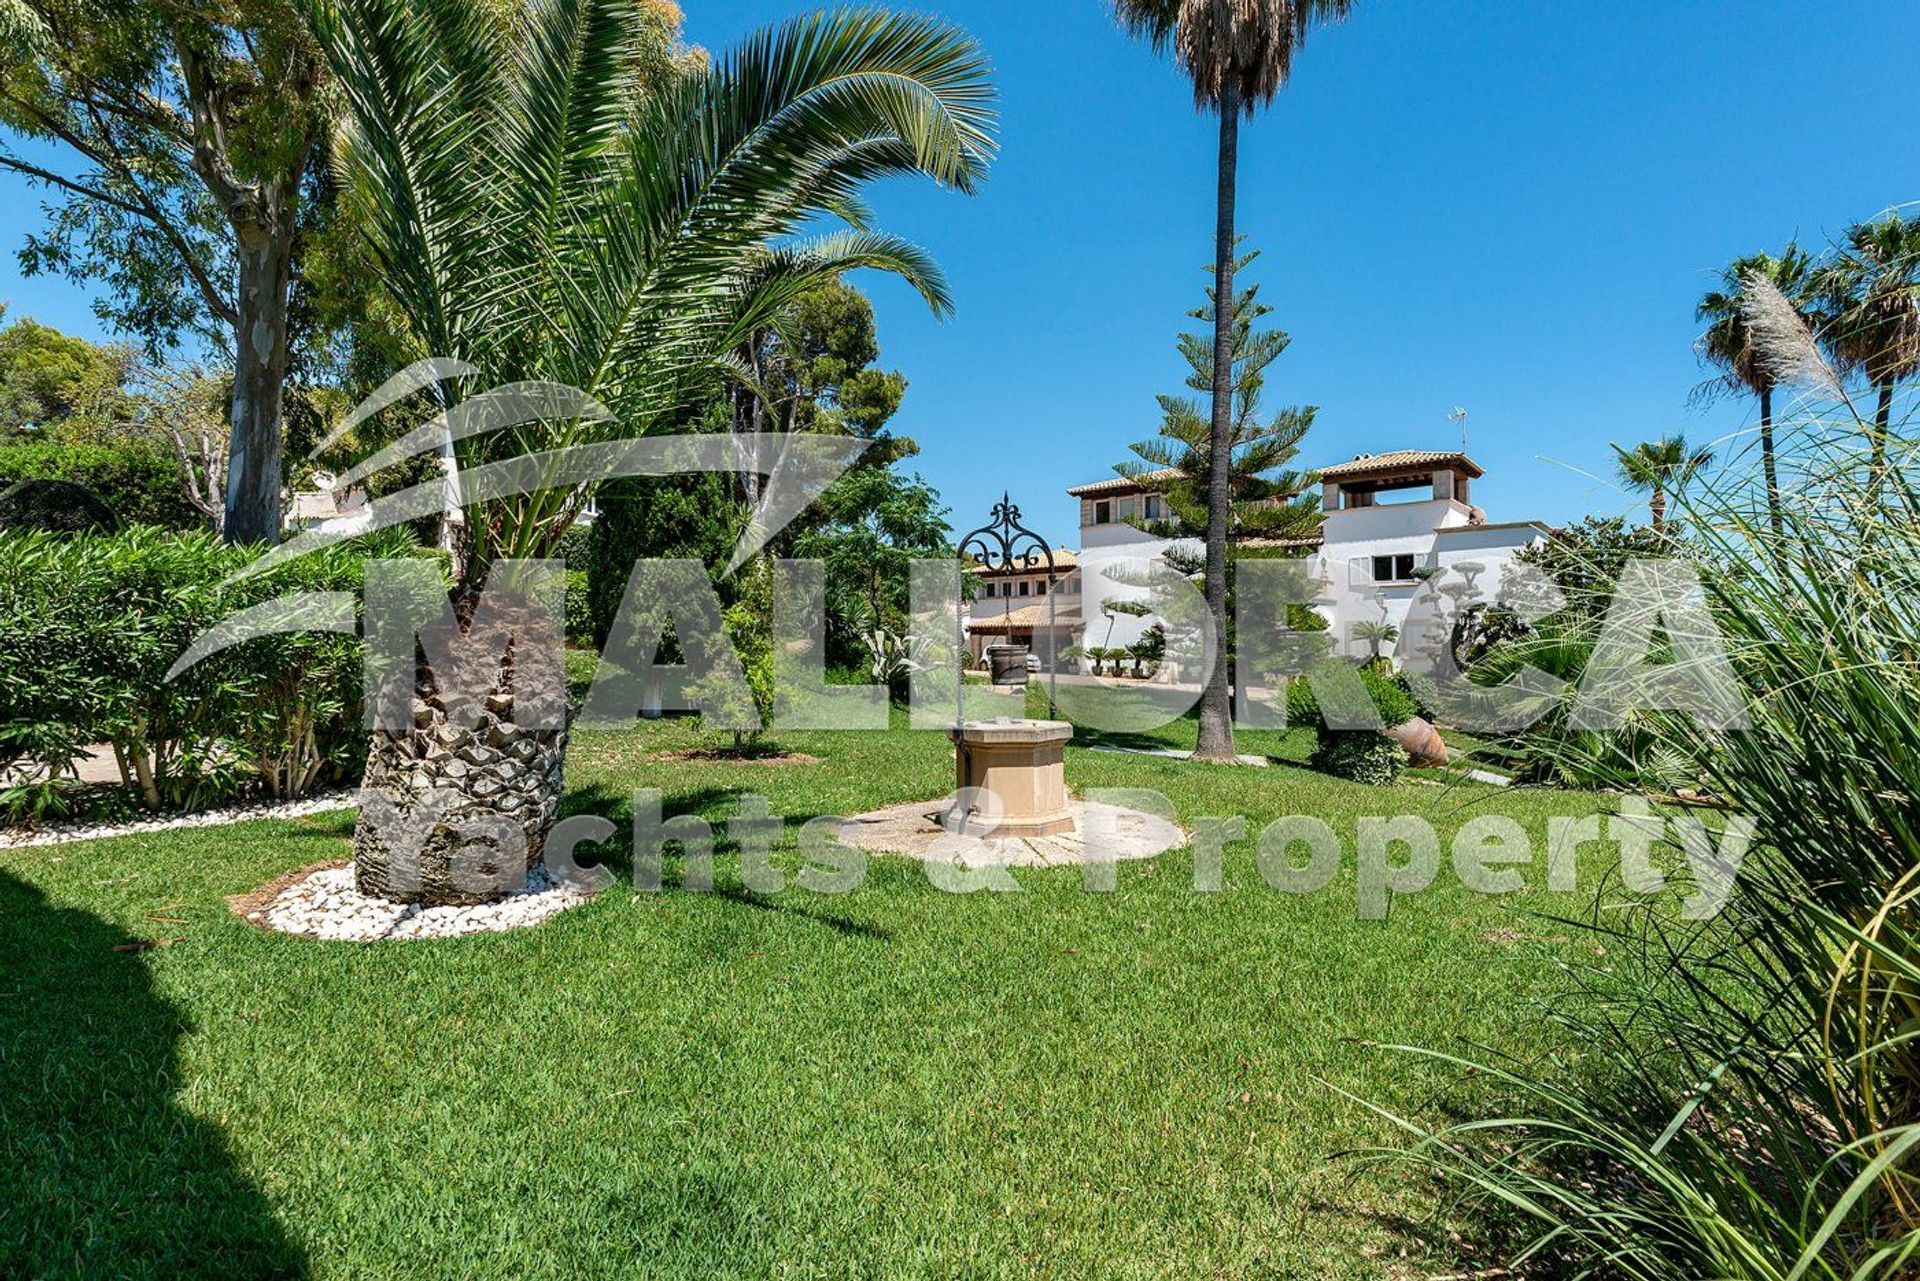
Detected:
left=954, top=492, right=1059, bottom=721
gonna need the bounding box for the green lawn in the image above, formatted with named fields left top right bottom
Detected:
left=1, top=709, right=1623, bottom=1278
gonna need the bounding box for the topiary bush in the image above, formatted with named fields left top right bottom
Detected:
left=0, top=442, right=198, bottom=530
left=0, top=525, right=418, bottom=819
left=0, top=478, right=119, bottom=534
left=1309, top=730, right=1407, bottom=786
left=1294, top=660, right=1415, bottom=785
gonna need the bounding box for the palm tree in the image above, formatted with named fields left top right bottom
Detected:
left=1351, top=619, right=1397, bottom=662
left=308, top=0, right=995, bottom=903
left=1695, top=245, right=1814, bottom=538
left=1614, top=434, right=1714, bottom=536
left=1822, top=211, right=1920, bottom=489
left=1112, top=0, right=1353, bottom=761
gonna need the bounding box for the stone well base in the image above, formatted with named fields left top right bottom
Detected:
left=836, top=796, right=1185, bottom=869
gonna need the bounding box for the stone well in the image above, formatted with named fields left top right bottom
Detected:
left=947, top=718, right=1074, bottom=838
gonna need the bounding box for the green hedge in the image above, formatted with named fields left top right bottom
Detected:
left=0, top=526, right=416, bottom=820
left=0, top=442, right=200, bottom=531
left=1288, top=660, right=1415, bottom=786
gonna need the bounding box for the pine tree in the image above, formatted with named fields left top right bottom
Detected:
left=1118, top=243, right=1323, bottom=551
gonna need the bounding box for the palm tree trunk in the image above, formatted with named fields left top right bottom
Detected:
left=1871, top=379, right=1894, bottom=502
left=1650, top=485, right=1667, bottom=536
left=353, top=673, right=570, bottom=904
left=1194, top=82, right=1240, bottom=764
left=1759, top=384, right=1782, bottom=541
left=352, top=596, right=570, bottom=905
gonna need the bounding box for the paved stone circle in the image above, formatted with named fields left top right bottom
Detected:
left=236, top=862, right=599, bottom=942
left=836, top=795, right=1186, bottom=869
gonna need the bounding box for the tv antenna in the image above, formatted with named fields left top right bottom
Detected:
left=1448, top=406, right=1469, bottom=452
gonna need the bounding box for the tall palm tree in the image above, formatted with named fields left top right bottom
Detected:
left=1822, top=211, right=1920, bottom=489
left=1695, top=244, right=1814, bottom=539
left=1112, top=0, right=1353, bottom=762
left=307, top=0, right=995, bottom=903
left=1614, top=434, right=1714, bottom=536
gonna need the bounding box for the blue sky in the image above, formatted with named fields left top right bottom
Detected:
left=5, top=0, right=1917, bottom=548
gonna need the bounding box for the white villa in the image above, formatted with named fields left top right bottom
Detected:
left=965, top=547, right=1082, bottom=663
left=1031, top=449, right=1549, bottom=667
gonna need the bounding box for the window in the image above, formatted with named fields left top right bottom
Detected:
left=1144, top=495, right=1162, bottom=521
left=1372, top=554, right=1417, bottom=583
left=1017, top=581, right=1031, bottom=597
left=1094, top=500, right=1111, bottom=525
left=1035, top=579, right=1048, bottom=595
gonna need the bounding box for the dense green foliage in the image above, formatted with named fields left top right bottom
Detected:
left=0, top=441, right=197, bottom=530
left=1307, top=728, right=1406, bottom=787
left=1508, top=514, right=1670, bottom=620
left=590, top=278, right=952, bottom=668
left=0, top=313, right=133, bottom=435
left=0, top=478, right=117, bottom=535
left=0, top=527, right=415, bottom=818
left=1290, top=661, right=1415, bottom=785
left=587, top=468, right=743, bottom=646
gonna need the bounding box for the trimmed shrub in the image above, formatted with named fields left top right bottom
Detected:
left=0, top=478, right=119, bottom=534
left=564, top=569, right=593, bottom=645
left=1309, top=730, right=1406, bottom=786
left=553, top=522, right=594, bottom=569
left=0, top=442, right=198, bottom=530
left=0, top=526, right=416, bottom=818
left=1294, top=660, right=1415, bottom=785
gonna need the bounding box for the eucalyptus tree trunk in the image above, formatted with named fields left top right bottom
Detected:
left=223, top=216, right=294, bottom=545
left=176, top=40, right=306, bottom=547
left=1194, top=81, right=1241, bottom=763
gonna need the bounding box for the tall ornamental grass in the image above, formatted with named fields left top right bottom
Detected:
left=1350, top=312, right=1920, bottom=1276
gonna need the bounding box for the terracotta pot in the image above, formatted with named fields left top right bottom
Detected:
left=1389, top=717, right=1449, bottom=767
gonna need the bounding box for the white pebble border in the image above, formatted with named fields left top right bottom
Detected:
left=2, top=790, right=360, bottom=850
left=245, top=863, right=597, bottom=942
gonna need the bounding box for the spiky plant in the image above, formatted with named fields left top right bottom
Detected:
left=303, top=0, right=995, bottom=902
left=1349, top=618, right=1397, bottom=662
left=1111, top=0, right=1353, bottom=762
left=1353, top=254, right=1920, bottom=1280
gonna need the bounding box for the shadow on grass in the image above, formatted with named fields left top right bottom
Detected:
left=0, top=871, right=302, bottom=1276
left=714, top=887, right=891, bottom=942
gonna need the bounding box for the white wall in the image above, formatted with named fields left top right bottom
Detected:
left=1313, top=515, right=1544, bottom=661
left=1076, top=516, right=1187, bottom=656
left=1068, top=480, right=1547, bottom=669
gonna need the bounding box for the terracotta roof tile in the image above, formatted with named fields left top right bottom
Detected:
left=1317, top=450, right=1482, bottom=480
left=1066, top=468, right=1181, bottom=498
left=966, top=602, right=1080, bottom=633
